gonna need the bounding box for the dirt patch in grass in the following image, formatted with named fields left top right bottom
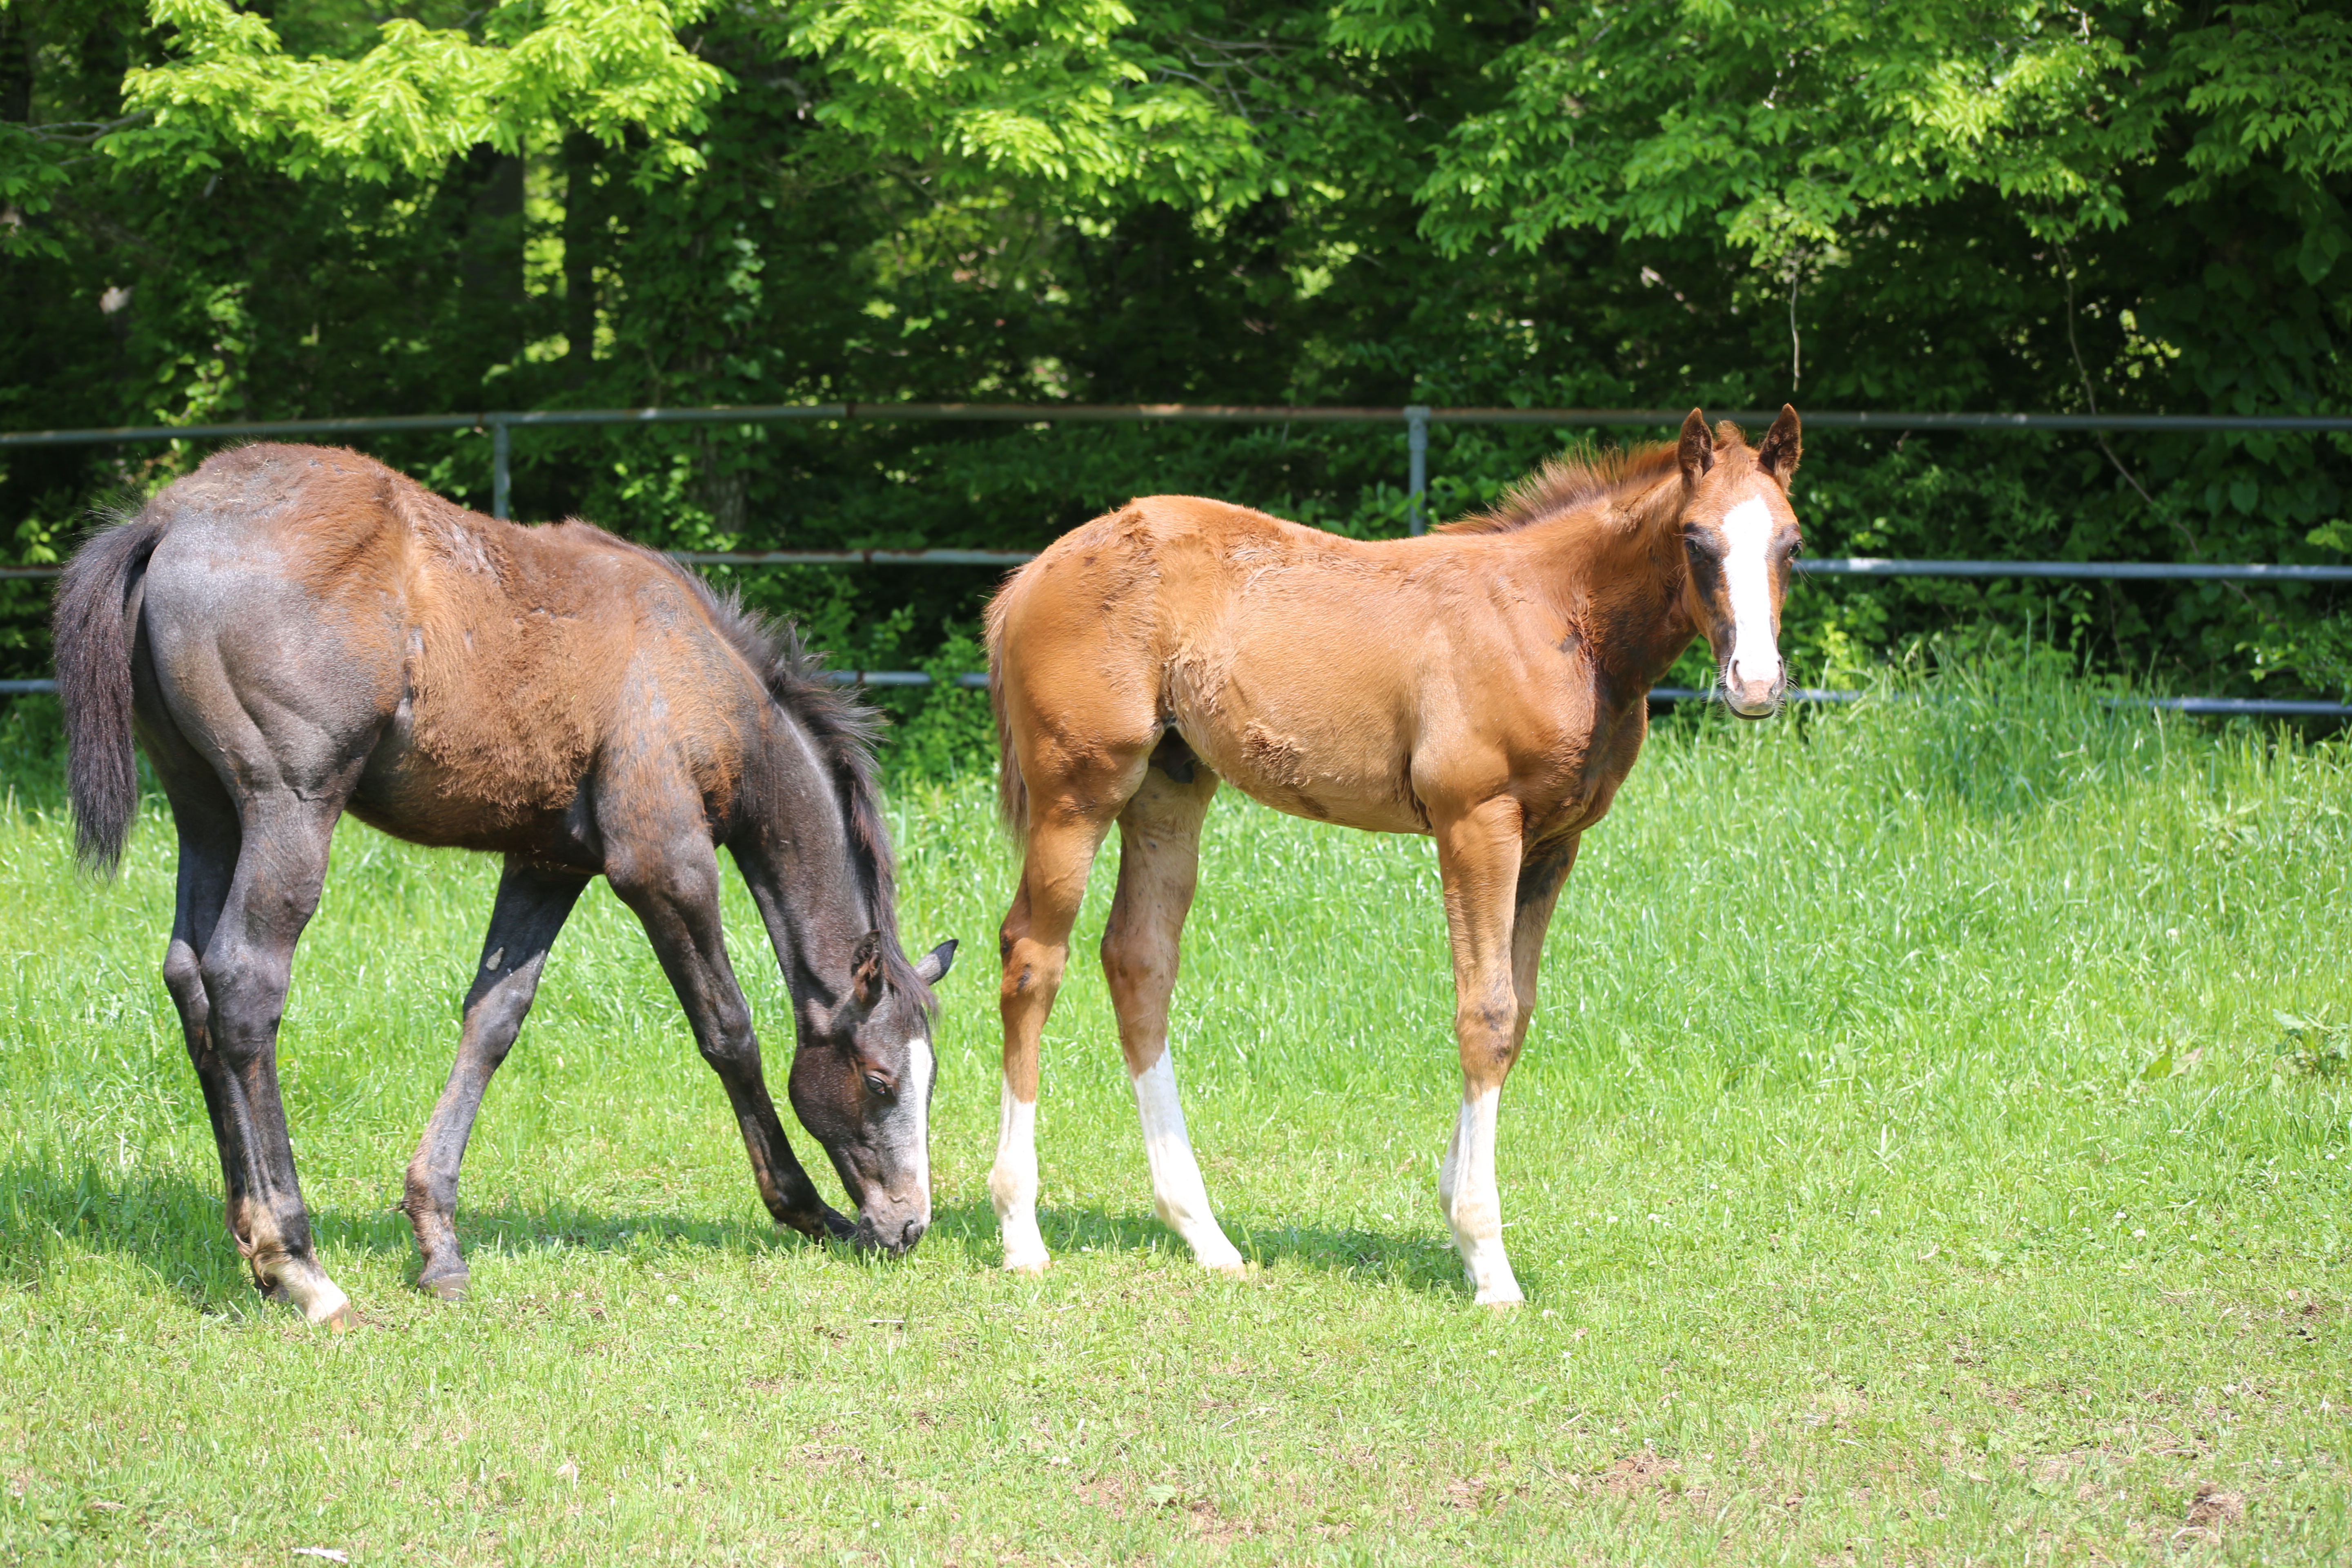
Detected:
left=2183, top=1479, right=2246, bottom=1537
left=1076, top=1474, right=1255, bottom=1543
left=1603, top=1450, right=1681, bottom=1498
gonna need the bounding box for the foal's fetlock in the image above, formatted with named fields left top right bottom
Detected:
left=1153, top=1197, right=1245, bottom=1276
left=403, top=1196, right=470, bottom=1301
left=993, top=1200, right=1051, bottom=1274
left=989, top=1170, right=1050, bottom=1274
left=259, top=1256, right=356, bottom=1328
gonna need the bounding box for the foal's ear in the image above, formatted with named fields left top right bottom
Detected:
left=850, top=930, right=884, bottom=1012
left=1677, top=408, right=1713, bottom=483
left=914, top=939, right=958, bottom=986
left=1758, top=403, right=1802, bottom=484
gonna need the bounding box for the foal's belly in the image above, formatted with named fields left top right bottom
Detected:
left=1160, top=619, right=1432, bottom=832
left=347, top=705, right=606, bottom=868
left=1175, top=708, right=1427, bottom=835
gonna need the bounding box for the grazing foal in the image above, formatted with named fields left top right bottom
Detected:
left=54, top=444, right=954, bottom=1325
left=984, top=408, right=1803, bottom=1304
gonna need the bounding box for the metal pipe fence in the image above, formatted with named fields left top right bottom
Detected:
left=5, top=672, right=2341, bottom=719
left=8, top=399, right=2352, bottom=530
left=3, top=400, right=2347, bottom=715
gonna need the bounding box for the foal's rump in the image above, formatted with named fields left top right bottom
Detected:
left=989, top=495, right=1447, bottom=835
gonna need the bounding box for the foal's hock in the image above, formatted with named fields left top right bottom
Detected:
left=54, top=443, right=954, bottom=1325
left=985, top=407, right=1804, bottom=1304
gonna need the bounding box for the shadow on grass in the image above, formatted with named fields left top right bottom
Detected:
left=918, top=1196, right=1476, bottom=1298
left=0, top=1163, right=835, bottom=1316
left=2, top=1164, right=1482, bottom=1316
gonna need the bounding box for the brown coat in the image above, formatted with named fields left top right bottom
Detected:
left=979, top=408, right=1806, bottom=1305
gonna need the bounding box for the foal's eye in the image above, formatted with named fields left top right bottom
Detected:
left=864, top=1073, right=893, bottom=1100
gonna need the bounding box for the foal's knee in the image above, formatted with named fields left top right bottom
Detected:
left=999, top=938, right=1067, bottom=1007
left=461, top=976, right=543, bottom=1065
left=693, top=998, right=760, bottom=1073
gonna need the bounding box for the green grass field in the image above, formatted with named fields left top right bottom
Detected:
left=2, top=679, right=2348, bottom=1565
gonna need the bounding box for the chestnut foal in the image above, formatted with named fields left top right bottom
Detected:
left=984, top=408, right=1803, bottom=1304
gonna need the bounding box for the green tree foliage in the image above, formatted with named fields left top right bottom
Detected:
left=2, top=0, right=2348, bottom=736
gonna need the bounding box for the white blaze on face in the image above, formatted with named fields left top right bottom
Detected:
left=898, top=1034, right=935, bottom=1223
left=1719, top=492, right=1783, bottom=699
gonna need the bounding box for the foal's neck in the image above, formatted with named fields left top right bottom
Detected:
left=728, top=717, right=878, bottom=1017
left=1506, top=478, right=1697, bottom=694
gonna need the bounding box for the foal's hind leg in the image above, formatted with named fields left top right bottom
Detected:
left=992, top=789, right=1127, bottom=1274
left=192, top=792, right=356, bottom=1325
left=403, top=859, right=589, bottom=1300
left=1102, top=757, right=1243, bottom=1273
left=150, top=759, right=252, bottom=1280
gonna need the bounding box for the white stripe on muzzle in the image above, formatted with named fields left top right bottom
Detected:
left=900, top=1034, right=934, bottom=1223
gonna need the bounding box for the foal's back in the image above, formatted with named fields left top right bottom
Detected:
left=990, top=494, right=1601, bottom=835
left=136, top=444, right=755, bottom=855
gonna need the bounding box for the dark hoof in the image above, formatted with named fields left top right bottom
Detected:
left=421, top=1272, right=470, bottom=1303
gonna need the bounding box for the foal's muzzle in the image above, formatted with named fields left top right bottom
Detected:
left=851, top=1199, right=930, bottom=1257
left=1722, top=655, right=1785, bottom=718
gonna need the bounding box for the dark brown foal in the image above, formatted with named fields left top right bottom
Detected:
left=56, top=444, right=955, bottom=1323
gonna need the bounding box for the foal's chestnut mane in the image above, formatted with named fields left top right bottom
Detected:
left=1434, top=440, right=1686, bottom=537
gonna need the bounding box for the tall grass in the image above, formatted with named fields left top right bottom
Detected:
left=1, top=673, right=2346, bottom=1564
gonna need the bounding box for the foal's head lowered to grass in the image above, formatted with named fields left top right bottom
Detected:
left=693, top=592, right=961, bottom=1256
left=1674, top=405, right=1804, bottom=717
left=787, top=930, right=956, bottom=1255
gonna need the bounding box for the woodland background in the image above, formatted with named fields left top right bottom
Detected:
left=3, top=0, right=2350, bottom=755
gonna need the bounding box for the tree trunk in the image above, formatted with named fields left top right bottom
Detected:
left=563, top=134, right=599, bottom=389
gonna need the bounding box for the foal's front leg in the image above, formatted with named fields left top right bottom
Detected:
left=610, top=834, right=851, bottom=1241
left=403, top=858, right=589, bottom=1300
left=1432, top=796, right=1530, bottom=1306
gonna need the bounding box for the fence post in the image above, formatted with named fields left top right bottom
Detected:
left=1406, top=405, right=1430, bottom=535
left=491, top=416, right=512, bottom=521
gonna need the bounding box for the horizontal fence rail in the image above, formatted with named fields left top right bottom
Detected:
left=9, top=550, right=2352, bottom=582
left=2, top=673, right=2343, bottom=717
left=1802, top=558, right=2352, bottom=582
left=690, top=551, right=2352, bottom=581
left=8, top=397, right=2352, bottom=530
left=12, top=401, right=2352, bottom=447
left=2, top=400, right=2345, bottom=715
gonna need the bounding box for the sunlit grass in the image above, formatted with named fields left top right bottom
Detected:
left=2, top=679, right=2348, bottom=1564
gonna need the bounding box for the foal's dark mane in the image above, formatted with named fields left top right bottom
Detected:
left=1436, top=440, right=1684, bottom=536
left=597, top=534, right=935, bottom=1017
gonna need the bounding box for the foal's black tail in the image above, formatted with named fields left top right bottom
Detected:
left=53, top=509, right=169, bottom=875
